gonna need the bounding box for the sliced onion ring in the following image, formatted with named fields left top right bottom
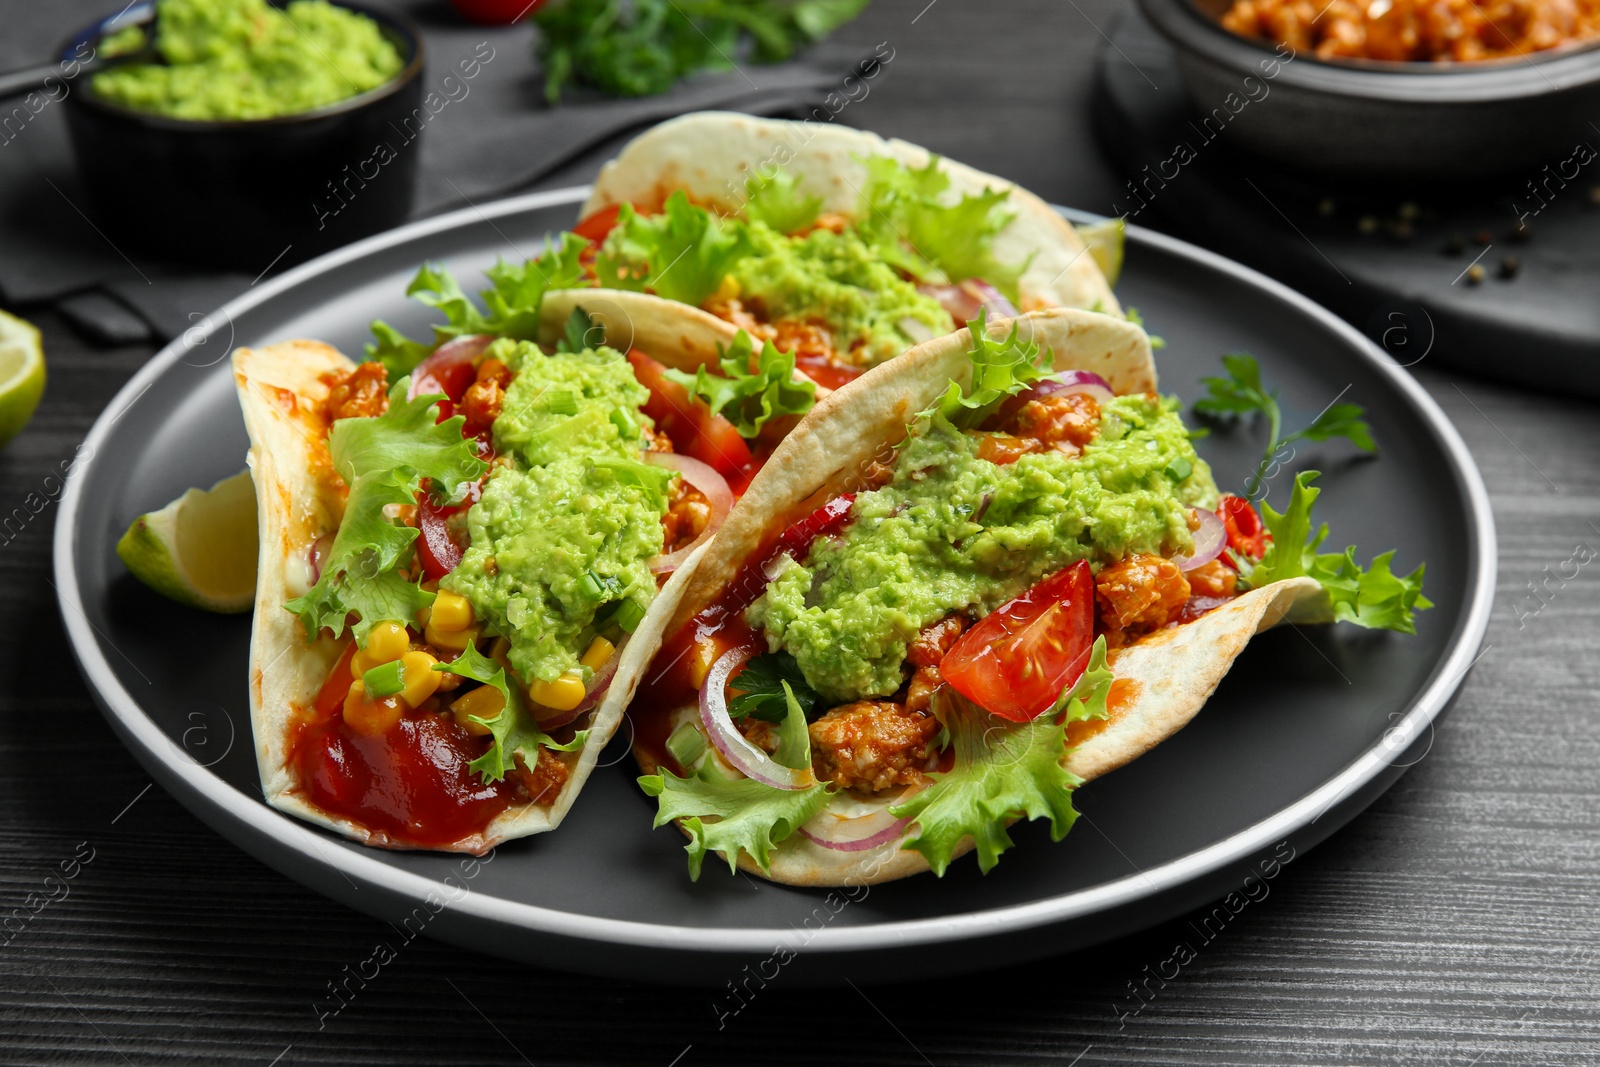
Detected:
left=407, top=334, right=493, bottom=401
left=997, top=369, right=1116, bottom=423
left=798, top=788, right=918, bottom=852
left=962, top=279, right=1020, bottom=320
left=644, top=452, right=734, bottom=575
left=1172, top=507, right=1227, bottom=571
left=699, top=647, right=815, bottom=790
left=917, top=280, right=1020, bottom=325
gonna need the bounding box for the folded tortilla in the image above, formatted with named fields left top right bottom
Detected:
left=584, top=111, right=1120, bottom=318
left=234, top=307, right=717, bottom=853
left=635, top=309, right=1319, bottom=884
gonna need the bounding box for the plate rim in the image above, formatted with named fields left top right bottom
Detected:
left=54, top=185, right=1496, bottom=957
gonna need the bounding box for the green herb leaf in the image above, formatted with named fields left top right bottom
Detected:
left=662, top=331, right=817, bottom=439
left=929, top=309, right=1050, bottom=430
left=741, top=171, right=823, bottom=235
left=283, top=378, right=487, bottom=643
left=891, top=638, right=1113, bottom=875
left=436, top=644, right=586, bottom=784
left=727, top=650, right=819, bottom=723
left=1237, top=471, right=1431, bottom=633
left=639, top=679, right=829, bottom=878
left=533, top=0, right=868, bottom=102
left=594, top=193, right=752, bottom=307
left=858, top=155, right=1026, bottom=301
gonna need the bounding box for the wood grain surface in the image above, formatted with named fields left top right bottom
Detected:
left=4, top=1, right=1599, bottom=1064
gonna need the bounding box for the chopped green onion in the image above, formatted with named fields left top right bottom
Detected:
left=362, top=659, right=406, bottom=699
left=1166, top=456, right=1193, bottom=482
left=612, top=596, right=648, bottom=633
left=545, top=389, right=577, bottom=416
left=666, top=721, right=707, bottom=768
left=610, top=408, right=639, bottom=440
left=578, top=571, right=621, bottom=601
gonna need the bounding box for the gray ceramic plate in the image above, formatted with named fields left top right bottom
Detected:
left=54, top=187, right=1493, bottom=986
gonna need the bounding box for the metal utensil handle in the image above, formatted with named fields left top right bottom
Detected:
left=0, top=63, right=76, bottom=101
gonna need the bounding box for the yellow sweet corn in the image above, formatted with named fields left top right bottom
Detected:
left=429, top=590, right=474, bottom=632
left=529, top=670, right=586, bottom=712
left=580, top=636, right=615, bottom=671
left=398, top=650, right=440, bottom=708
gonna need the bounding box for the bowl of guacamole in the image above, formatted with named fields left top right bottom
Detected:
left=59, top=0, right=425, bottom=270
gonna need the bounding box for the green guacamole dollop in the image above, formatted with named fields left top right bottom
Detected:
left=92, top=0, right=404, bottom=121
left=442, top=342, right=669, bottom=684
left=747, top=394, right=1218, bottom=703
left=731, top=222, right=952, bottom=370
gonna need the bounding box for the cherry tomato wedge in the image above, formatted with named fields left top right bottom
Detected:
left=626, top=350, right=753, bottom=484
left=311, top=642, right=358, bottom=722
left=571, top=203, right=626, bottom=245
left=771, top=493, right=855, bottom=565
left=450, top=0, right=544, bottom=23
left=941, top=562, right=1095, bottom=722
left=1218, top=495, right=1271, bottom=566
left=411, top=335, right=492, bottom=422
left=416, top=480, right=482, bottom=582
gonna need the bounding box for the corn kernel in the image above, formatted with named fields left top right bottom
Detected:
left=529, top=670, right=587, bottom=712
left=451, top=685, right=504, bottom=736
left=687, top=637, right=719, bottom=689
left=429, top=590, right=474, bottom=633
left=580, top=636, right=615, bottom=672
left=399, top=650, right=440, bottom=708
left=426, top=620, right=480, bottom=652
left=350, top=649, right=377, bottom=677
left=363, top=620, right=409, bottom=664
left=343, top=680, right=404, bottom=736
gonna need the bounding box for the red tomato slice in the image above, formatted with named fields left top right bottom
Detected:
left=311, top=642, right=358, bottom=722
left=411, top=335, right=492, bottom=422
left=1218, top=495, right=1270, bottom=567
left=416, top=480, right=482, bottom=582
left=626, top=350, right=753, bottom=484
left=571, top=203, right=625, bottom=245
left=941, top=562, right=1095, bottom=722
left=771, top=493, right=855, bottom=564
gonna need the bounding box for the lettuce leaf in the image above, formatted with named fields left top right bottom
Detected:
left=283, top=379, right=487, bottom=644
left=594, top=192, right=752, bottom=307
left=365, top=235, right=590, bottom=376
left=662, top=331, right=817, bottom=438
left=927, top=309, right=1050, bottom=430
left=436, top=644, right=586, bottom=784
left=1238, top=471, right=1431, bottom=634
left=890, top=638, right=1113, bottom=875
left=858, top=155, right=1026, bottom=301
left=639, top=682, right=828, bottom=878
left=741, top=171, right=823, bottom=235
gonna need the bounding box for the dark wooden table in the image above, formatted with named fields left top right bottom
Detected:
left=5, top=2, right=1599, bottom=1064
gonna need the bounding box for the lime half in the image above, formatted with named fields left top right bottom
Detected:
left=1077, top=217, right=1125, bottom=290
left=117, top=470, right=259, bottom=613
left=0, top=310, right=46, bottom=450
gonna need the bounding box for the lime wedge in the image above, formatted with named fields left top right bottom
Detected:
left=1077, top=217, right=1125, bottom=290
left=117, top=470, right=259, bottom=613
left=0, top=310, right=46, bottom=450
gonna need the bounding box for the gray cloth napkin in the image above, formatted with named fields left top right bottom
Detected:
left=0, top=0, right=852, bottom=344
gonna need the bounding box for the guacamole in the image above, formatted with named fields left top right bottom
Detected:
left=92, top=0, right=404, bottom=121
left=443, top=342, right=670, bottom=684
left=747, top=394, right=1217, bottom=702
left=731, top=222, right=951, bottom=369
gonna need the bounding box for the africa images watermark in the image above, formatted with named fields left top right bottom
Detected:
left=312, top=41, right=497, bottom=231
left=1111, top=42, right=1297, bottom=221
left=1112, top=840, right=1297, bottom=1030
left=312, top=848, right=497, bottom=1030
left=0, top=40, right=95, bottom=149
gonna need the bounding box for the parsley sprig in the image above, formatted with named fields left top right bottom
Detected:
left=1194, top=353, right=1375, bottom=498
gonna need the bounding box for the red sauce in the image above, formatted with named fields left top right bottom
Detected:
left=795, top=352, right=863, bottom=393
left=1064, top=677, right=1141, bottom=746
left=291, top=711, right=517, bottom=848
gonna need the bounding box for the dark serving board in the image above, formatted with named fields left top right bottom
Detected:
left=1094, top=7, right=1600, bottom=398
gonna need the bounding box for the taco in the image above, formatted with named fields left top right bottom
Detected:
left=367, top=112, right=1120, bottom=400
left=235, top=288, right=820, bottom=853
left=631, top=309, right=1429, bottom=884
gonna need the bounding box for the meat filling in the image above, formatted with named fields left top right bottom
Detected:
left=808, top=700, right=940, bottom=794
left=1095, top=553, right=1192, bottom=639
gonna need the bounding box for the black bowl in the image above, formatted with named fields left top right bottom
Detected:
left=1138, top=0, right=1600, bottom=181
left=60, top=1, right=425, bottom=273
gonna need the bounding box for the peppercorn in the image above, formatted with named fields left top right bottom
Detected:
left=1500, top=256, right=1520, bottom=279
left=1473, top=229, right=1493, bottom=245
left=1466, top=263, right=1486, bottom=285
left=1442, top=234, right=1466, bottom=255
left=1358, top=215, right=1379, bottom=235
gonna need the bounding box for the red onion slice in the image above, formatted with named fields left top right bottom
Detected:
left=798, top=788, right=918, bottom=852
left=917, top=280, right=1020, bottom=326
left=644, top=452, right=733, bottom=575
left=997, top=369, right=1116, bottom=422
left=535, top=638, right=627, bottom=730
left=1172, top=507, right=1227, bottom=571
left=699, top=647, right=815, bottom=790
left=308, top=533, right=334, bottom=585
